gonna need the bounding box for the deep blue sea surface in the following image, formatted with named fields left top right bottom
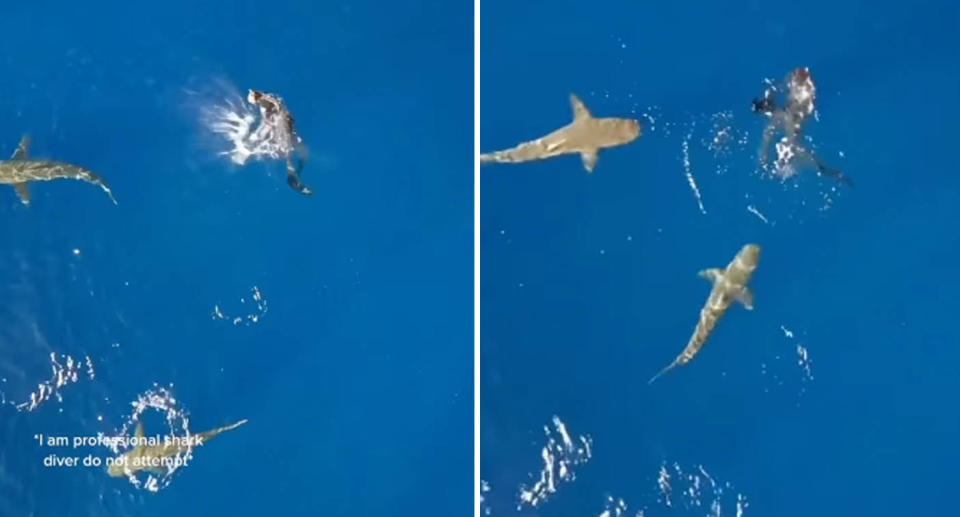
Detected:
left=481, top=1, right=959, bottom=516
left=0, top=1, right=472, bottom=516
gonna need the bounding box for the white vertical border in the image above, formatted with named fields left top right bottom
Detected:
left=473, top=0, right=481, bottom=513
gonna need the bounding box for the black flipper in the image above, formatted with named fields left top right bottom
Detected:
left=285, top=157, right=312, bottom=197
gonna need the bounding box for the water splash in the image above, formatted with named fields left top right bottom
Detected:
left=681, top=130, right=707, bottom=215
left=212, top=286, right=268, bottom=326
left=5, top=352, right=95, bottom=412
left=104, top=384, right=193, bottom=493
left=480, top=479, right=492, bottom=516
left=517, top=415, right=593, bottom=509
left=193, top=79, right=295, bottom=168
left=654, top=462, right=749, bottom=516
left=597, top=495, right=629, bottom=517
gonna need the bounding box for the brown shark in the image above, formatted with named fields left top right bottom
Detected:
left=648, top=244, right=760, bottom=384
left=0, top=136, right=117, bottom=205
left=479, top=94, right=640, bottom=173
left=106, top=419, right=247, bottom=478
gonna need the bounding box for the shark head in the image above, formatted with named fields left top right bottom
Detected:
left=739, top=244, right=761, bottom=265
left=618, top=118, right=642, bottom=144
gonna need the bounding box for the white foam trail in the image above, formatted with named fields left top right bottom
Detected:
left=746, top=204, right=771, bottom=225
left=681, top=135, right=706, bottom=215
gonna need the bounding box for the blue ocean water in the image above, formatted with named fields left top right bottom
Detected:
left=0, top=1, right=472, bottom=516
left=481, top=1, right=959, bottom=515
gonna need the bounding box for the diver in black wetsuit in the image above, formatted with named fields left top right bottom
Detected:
left=247, top=89, right=313, bottom=196
left=752, top=67, right=852, bottom=186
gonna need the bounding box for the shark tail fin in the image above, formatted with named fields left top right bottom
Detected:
left=817, top=162, right=853, bottom=186
left=200, top=419, right=248, bottom=441
left=648, top=359, right=679, bottom=385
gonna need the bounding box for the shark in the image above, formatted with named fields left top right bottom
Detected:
left=106, top=419, right=247, bottom=478
left=479, top=94, right=640, bottom=173
left=648, top=244, right=761, bottom=384
left=0, top=135, right=117, bottom=206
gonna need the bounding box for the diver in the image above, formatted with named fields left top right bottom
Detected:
left=752, top=67, right=851, bottom=186
left=247, top=89, right=313, bottom=196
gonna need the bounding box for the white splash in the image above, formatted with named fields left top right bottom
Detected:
left=654, top=462, right=748, bottom=516
left=598, top=495, right=629, bottom=517
left=681, top=133, right=706, bottom=215
left=746, top=204, right=771, bottom=225
left=480, top=479, right=492, bottom=515
left=14, top=352, right=95, bottom=412
left=200, top=90, right=293, bottom=167
left=212, top=286, right=268, bottom=326
left=780, top=325, right=794, bottom=339
left=105, top=384, right=193, bottom=493
left=517, top=415, right=593, bottom=509
left=797, top=344, right=814, bottom=382
left=764, top=325, right=814, bottom=399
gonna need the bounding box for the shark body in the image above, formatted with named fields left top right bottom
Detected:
left=649, top=244, right=760, bottom=384
left=0, top=136, right=117, bottom=206
left=106, top=419, right=247, bottom=478
left=480, top=94, right=640, bottom=173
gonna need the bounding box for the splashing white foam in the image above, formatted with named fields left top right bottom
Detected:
left=681, top=133, right=707, bottom=215
left=105, top=384, right=193, bottom=493
left=654, top=462, right=748, bottom=516
left=212, top=286, right=268, bottom=326
left=517, top=415, right=593, bottom=509
left=12, top=352, right=94, bottom=412
left=598, top=495, right=629, bottom=517
left=480, top=479, right=492, bottom=515
left=198, top=86, right=294, bottom=168
left=746, top=204, right=771, bottom=225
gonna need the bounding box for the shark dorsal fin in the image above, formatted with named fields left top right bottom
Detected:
left=134, top=421, right=144, bottom=439
left=569, top=94, right=592, bottom=123
left=12, top=135, right=30, bottom=160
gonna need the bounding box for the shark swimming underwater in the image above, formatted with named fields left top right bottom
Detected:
left=648, top=244, right=760, bottom=384
left=106, top=419, right=247, bottom=478
left=0, top=136, right=117, bottom=206
left=479, top=94, right=640, bottom=173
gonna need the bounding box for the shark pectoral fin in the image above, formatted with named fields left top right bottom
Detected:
left=11, top=136, right=30, bottom=160
left=581, top=150, right=598, bottom=173
left=570, top=93, right=592, bottom=123
left=12, top=183, right=30, bottom=205
left=134, top=422, right=145, bottom=439
left=698, top=268, right=722, bottom=284
left=734, top=286, right=755, bottom=310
